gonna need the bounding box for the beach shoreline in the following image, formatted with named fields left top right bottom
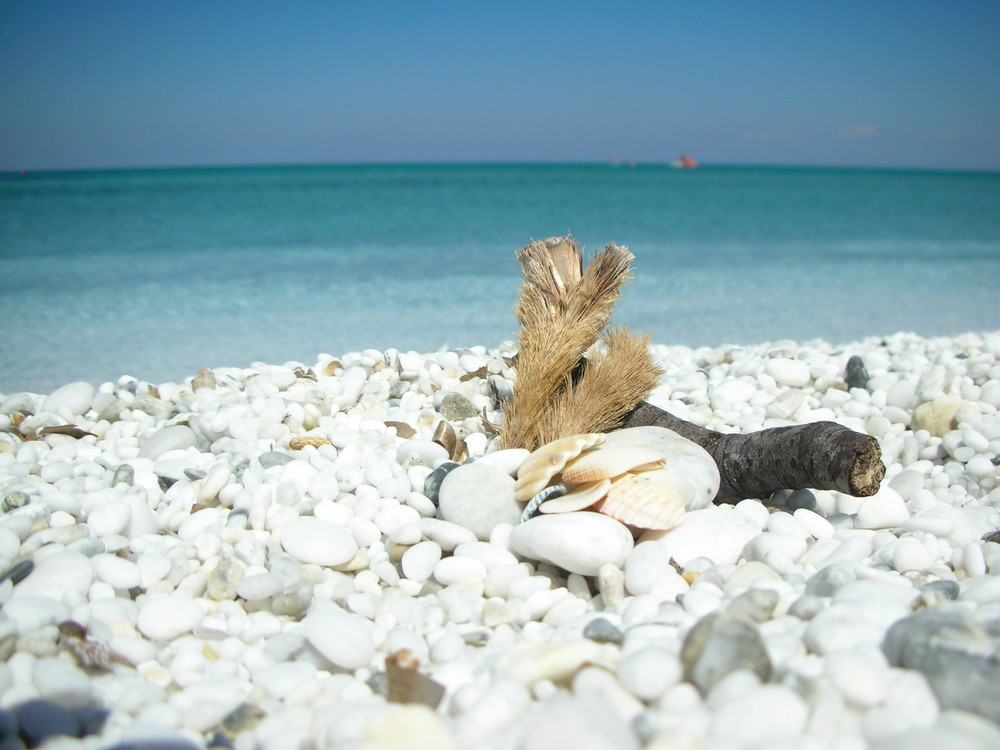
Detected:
left=0, top=328, right=998, bottom=749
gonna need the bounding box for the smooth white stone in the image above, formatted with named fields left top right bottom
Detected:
left=197, top=464, right=231, bottom=502
left=237, top=571, right=284, bottom=600
left=12, top=550, right=94, bottom=601
left=43, top=381, right=95, bottom=418
left=601, top=426, right=720, bottom=510
left=138, top=425, right=197, bottom=460
left=32, top=656, right=92, bottom=706
left=433, top=556, right=488, bottom=586
left=87, top=500, right=133, bottom=537
left=855, top=486, right=910, bottom=529
left=418, top=518, right=478, bottom=551
left=363, top=704, right=456, bottom=750
left=302, top=606, right=374, bottom=670
left=251, top=661, right=317, bottom=699
left=92, top=553, right=142, bottom=589
left=509, top=512, right=634, bottom=576
left=825, top=646, right=889, bottom=707
left=438, top=463, right=522, bottom=540
left=137, top=594, right=204, bottom=640
left=710, top=684, right=808, bottom=744
left=396, top=438, right=449, bottom=467
left=617, top=646, right=681, bottom=701
left=765, top=358, right=811, bottom=388
left=454, top=541, right=518, bottom=570
left=624, top=541, right=672, bottom=596
left=475, top=449, right=530, bottom=477
left=641, top=505, right=761, bottom=566
left=279, top=517, right=357, bottom=566
left=401, top=541, right=442, bottom=582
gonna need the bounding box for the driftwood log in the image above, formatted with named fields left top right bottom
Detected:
left=622, top=402, right=885, bottom=504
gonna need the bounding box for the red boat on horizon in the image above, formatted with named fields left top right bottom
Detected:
left=671, top=154, right=699, bottom=169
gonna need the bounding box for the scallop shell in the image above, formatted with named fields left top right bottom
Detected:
left=539, top=479, right=611, bottom=514
left=594, top=472, right=686, bottom=531
left=560, top=445, right=666, bottom=485
left=515, top=433, right=606, bottom=501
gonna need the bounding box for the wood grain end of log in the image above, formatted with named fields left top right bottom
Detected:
left=848, top=434, right=886, bottom=497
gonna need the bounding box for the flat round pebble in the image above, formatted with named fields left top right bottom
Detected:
left=279, top=517, right=357, bottom=566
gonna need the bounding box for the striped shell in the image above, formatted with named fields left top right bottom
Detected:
left=539, top=479, right=611, bottom=514
left=515, top=433, right=605, bottom=501
left=560, top=445, right=665, bottom=485
left=594, top=472, right=686, bottom=531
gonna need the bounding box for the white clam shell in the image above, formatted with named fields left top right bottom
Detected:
left=560, top=445, right=665, bottom=485
left=595, top=472, right=686, bottom=531
left=515, top=433, right=605, bottom=501
left=539, top=479, right=611, bottom=514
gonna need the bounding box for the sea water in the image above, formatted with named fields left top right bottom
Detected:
left=2, top=163, right=999, bottom=393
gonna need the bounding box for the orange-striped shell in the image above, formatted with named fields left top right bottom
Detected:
left=514, top=433, right=606, bottom=501
left=594, top=472, right=686, bottom=531
left=560, top=445, right=665, bottom=485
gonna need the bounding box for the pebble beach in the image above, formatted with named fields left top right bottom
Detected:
left=1, top=329, right=999, bottom=750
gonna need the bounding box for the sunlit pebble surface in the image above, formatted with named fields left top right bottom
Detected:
left=0, top=332, right=999, bottom=750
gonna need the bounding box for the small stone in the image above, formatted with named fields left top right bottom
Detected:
left=280, top=517, right=357, bottom=566
left=138, top=425, right=196, bottom=460
left=641, top=505, right=760, bottom=566
left=14, top=699, right=79, bottom=745
left=680, top=612, right=772, bottom=694
left=259, top=451, right=293, bottom=469
left=2, top=490, right=30, bottom=513
left=270, top=580, right=313, bottom=618
left=438, top=463, right=521, bottom=541
left=361, top=704, right=455, bottom=750
left=136, top=595, right=204, bottom=640
left=207, top=557, right=244, bottom=601
left=845, top=355, right=870, bottom=390
left=765, top=357, right=811, bottom=388
left=882, top=608, right=1000, bottom=724
left=617, top=647, right=681, bottom=701
left=509, top=512, right=634, bottom=576
left=438, top=392, right=478, bottom=421
left=1, top=559, right=34, bottom=585
left=42, top=381, right=95, bottom=418
left=912, top=396, right=965, bottom=438
left=401, top=541, right=442, bottom=582
left=289, top=436, right=332, bottom=450
left=422, top=462, right=459, bottom=505
left=111, top=464, right=135, bottom=486
left=583, top=617, right=624, bottom=644
left=192, top=368, right=216, bottom=391
left=855, top=486, right=909, bottom=530
left=303, top=607, right=375, bottom=670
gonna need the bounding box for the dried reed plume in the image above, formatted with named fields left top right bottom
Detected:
left=500, top=236, right=664, bottom=450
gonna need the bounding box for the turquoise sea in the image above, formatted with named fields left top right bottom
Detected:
left=2, top=163, right=999, bottom=393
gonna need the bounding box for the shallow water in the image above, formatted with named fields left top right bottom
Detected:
left=2, top=163, right=999, bottom=392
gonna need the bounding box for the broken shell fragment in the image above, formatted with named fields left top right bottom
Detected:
left=594, top=472, right=685, bottom=531
left=539, top=479, right=611, bottom=514
left=514, top=432, right=606, bottom=501
left=560, top=445, right=665, bottom=485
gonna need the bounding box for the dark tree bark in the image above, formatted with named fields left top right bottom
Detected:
left=622, top=402, right=885, bottom=504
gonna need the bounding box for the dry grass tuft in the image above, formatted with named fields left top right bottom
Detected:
left=500, top=236, right=663, bottom=450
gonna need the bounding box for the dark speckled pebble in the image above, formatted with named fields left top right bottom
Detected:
left=919, top=579, right=960, bottom=600
left=259, top=451, right=293, bottom=469
left=982, top=530, right=1000, bottom=544
left=0, top=708, right=18, bottom=738
left=845, top=355, right=870, bottom=390
left=71, top=704, right=110, bottom=737
left=423, top=462, right=459, bottom=506
left=14, top=700, right=79, bottom=746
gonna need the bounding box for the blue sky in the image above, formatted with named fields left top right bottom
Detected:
left=2, top=1, right=998, bottom=171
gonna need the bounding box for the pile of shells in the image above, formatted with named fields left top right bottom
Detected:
left=514, top=426, right=721, bottom=530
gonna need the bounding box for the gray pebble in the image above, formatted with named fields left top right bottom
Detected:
left=583, top=617, right=624, bottom=644
left=232, top=458, right=250, bottom=482
left=726, top=588, right=780, bottom=623
left=270, top=580, right=313, bottom=618
left=423, top=462, right=459, bottom=505
left=206, top=557, right=244, bottom=601
left=982, top=530, right=1000, bottom=545
left=845, top=355, right=870, bottom=390
left=97, top=399, right=125, bottom=423
left=882, top=608, right=1000, bottom=724
left=788, top=595, right=826, bottom=621
left=1, top=559, right=33, bottom=585
left=388, top=380, right=410, bottom=399
left=226, top=507, right=250, bottom=529
left=259, top=452, right=293, bottom=469
left=111, top=464, right=135, bottom=487
left=918, top=579, right=960, bottom=600
left=805, top=561, right=857, bottom=597
left=680, top=612, right=772, bottom=694
left=438, top=392, right=478, bottom=421
left=183, top=467, right=206, bottom=481
left=786, top=489, right=817, bottom=511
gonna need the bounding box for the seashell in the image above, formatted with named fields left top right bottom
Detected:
left=521, top=484, right=566, bottom=522
left=514, top=433, right=606, bottom=501
left=560, top=445, right=665, bottom=485
left=539, top=479, right=611, bottom=514
left=594, top=472, right=686, bottom=531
